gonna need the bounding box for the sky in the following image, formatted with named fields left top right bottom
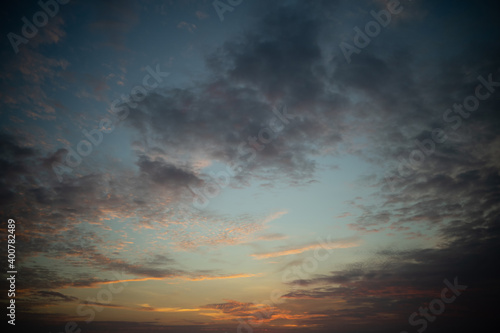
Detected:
left=1, top=0, right=500, bottom=332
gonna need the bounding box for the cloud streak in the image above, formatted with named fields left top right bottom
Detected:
left=251, top=236, right=361, bottom=259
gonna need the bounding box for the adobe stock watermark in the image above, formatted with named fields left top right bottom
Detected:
left=339, top=0, right=407, bottom=64
left=237, top=235, right=342, bottom=333
left=384, top=69, right=500, bottom=191
left=213, top=0, right=243, bottom=22
left=400, top=276, right=467, bottom=333
left=7, top=0, right=70, bottom=54
left=51, top=64, right=170, bottom=182
left=188, top=104, right=296, bottom=210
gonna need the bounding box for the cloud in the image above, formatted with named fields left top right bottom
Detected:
left=34, top=291, right=79, bottom=303
left=195, top=11, right=208, bottom=20
left=88, top=0, right=139, bottom=51
left=121, top=1, right=348, bottom=191
left=254, top=233, right=289, bottom=241
left=177, top=21, right=196, bottom=33
left=139, top=305, right=200, bottom=312
left=277, top=218, right=500, bottom=330
left=251, top=236, right=361, bottom=259
left=200, top=299, right=327, bottom=323
left=183, top=273, right=261, bottom=281
left=90, top=272, right=260, bottom=286
left=136, top=154, right=203, bottom=189
left=262, top=210, right=288, bottom=224
left=201, top=299, right=253, bottom=312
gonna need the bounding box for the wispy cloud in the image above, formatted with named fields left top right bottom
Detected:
left=251, top=237, right=361, bottom=259
left=139, top=304, right=201, bottom=312
left=66, top=272, right=261, bottom=288
left=262, top=210, right=288, bottom=224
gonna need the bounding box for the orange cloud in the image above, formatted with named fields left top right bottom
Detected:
left=251, top=237, right=361, bottom=259
left=79, top=273, right=260, bottom=288
left=139, top=304, right=201, bottom=312
left=183, top=273, right=261, bottom=281
left=200, top=299, right=328, bottom=324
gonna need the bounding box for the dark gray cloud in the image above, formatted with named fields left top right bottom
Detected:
left=35, top=290, right=79, bottom=303
left=137, top=154, right=203, bottom=189
left=122, top=1, right=351, bottom=189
